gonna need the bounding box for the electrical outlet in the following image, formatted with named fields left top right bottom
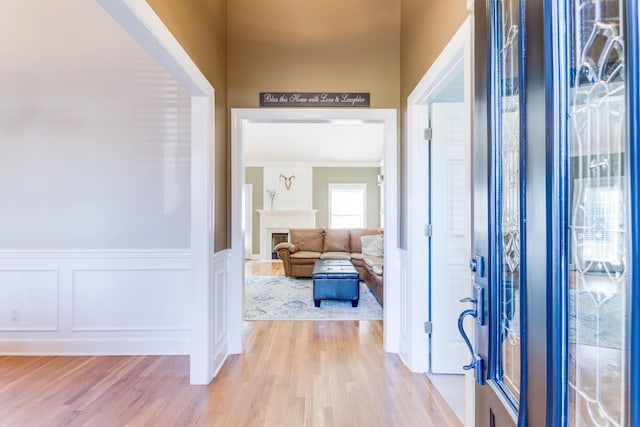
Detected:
left=10, top=309, right=20, bottom=322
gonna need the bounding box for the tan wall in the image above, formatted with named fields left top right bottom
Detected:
left=149, top=0, right=467, bottom=250
left=400, top=1, right=468, bottom=101
left=227, top=0, right=401, bottom=109
left=399, top=0, right=469, bottom=247
left=147, top=0, right=230, bottom=251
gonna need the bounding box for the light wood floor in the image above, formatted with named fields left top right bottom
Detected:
left=0, top=321, right=461, bottom=426
left=245, top=259, right=284, bottom=276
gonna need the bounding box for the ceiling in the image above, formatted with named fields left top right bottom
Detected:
left=243, top=122, right=385, bottom=166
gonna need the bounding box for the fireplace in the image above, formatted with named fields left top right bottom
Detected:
left=271, top=232, right=289, bottom=260
left=257, top=210, right=318, bottom=260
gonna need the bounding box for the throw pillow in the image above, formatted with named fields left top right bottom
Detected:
left=361, top=234, right=383, bottom=257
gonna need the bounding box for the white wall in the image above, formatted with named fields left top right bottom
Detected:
left=0, top=0, right=192, bottom=354
left=0, top=1, right=191, bottom=250
left=262, top=165, right=312, bottom=210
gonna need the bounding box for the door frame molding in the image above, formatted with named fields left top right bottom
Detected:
left=230, top=108, right=399, bottom=354
left=628, top=2, right=640, bottom=424
left=243, top=184, right=254, bottom=259
left=98, top=0, right=217, bottom=385
left=405, top=15, right=474, bottom=426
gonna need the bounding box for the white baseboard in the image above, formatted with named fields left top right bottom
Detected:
left=0, top=336, right=189, bottom=355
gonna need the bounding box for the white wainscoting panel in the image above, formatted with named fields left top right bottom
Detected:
left=400, top=250, right=408, bottom=337
left=397, top=249, right=410, bottom=364
left=0, top=250, right=191, bottom=355
left=71, top=269, right=189, bottom=331
left=214, top=269, right=227, bottom=346
left=0, top=269, right=59, bottom=331
left=210, top=250, right=230, bottom=378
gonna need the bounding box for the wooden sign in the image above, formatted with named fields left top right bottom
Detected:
left=260, top=92, right=370, bottom=107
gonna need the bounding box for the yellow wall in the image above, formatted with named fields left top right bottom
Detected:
left=227, top=0, right=401, bottom=109
left=147, top=0, right=229, bottom=251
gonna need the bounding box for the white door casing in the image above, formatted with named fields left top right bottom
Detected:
left=231, top=108, right=399, bottom=354
left=243, top=184, right=253, bottom=259
left=406, top=16, right=474, bottom=427
left=99, top=0, right=223, bottom=385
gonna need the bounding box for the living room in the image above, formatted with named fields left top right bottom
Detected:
left=242, top=120, right=385, bottom=320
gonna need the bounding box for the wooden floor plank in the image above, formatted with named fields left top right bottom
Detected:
left=0, top=321, right=460, bottom=426
left=245, top=260, right=284, bottom=276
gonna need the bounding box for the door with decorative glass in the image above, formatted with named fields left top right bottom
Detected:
left=468, top=0, right=525, bottom=425
left=467, top=0, right=639, bottom=425
left=552, top=0, right=638, bottom=425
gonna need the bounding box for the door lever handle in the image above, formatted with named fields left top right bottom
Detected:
left=457, top=293, right=484, bottom=384
left=458, top=307, right=477, bottom=370
left=459, top=296, right=476, bottom=305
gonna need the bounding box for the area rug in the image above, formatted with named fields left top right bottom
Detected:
left=244, top=276, right=383, bottom=321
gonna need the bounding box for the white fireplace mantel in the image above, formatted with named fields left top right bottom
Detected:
left=258, top=210, right=318, bottom=260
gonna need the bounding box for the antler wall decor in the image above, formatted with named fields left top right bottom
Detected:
left=280, top=173, right=295, bottom=190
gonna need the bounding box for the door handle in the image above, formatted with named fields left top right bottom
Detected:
left=458, top=294, right=484, bottom=385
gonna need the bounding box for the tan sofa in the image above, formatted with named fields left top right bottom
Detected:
left=274, top=228, right=384, bottom=305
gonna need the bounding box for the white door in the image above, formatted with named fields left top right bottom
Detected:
left=243, top=184, right=253, bottom=259
left=430, top=102, right=470, bottom=374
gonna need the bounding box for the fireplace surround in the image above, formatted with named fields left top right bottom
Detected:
left=257, top=209, right=318, bottom=260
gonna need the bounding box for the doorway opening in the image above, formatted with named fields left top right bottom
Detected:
left=406, top=17, right=474, bottom=425
left=230, top=108, right=399, bottom=353
left=241, top=123, right=385, bottom=319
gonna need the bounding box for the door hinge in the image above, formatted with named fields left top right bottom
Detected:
left=424, top=224, right=432, bottom=238
left=424, top=321, right=433, bottom=334
left=424, top=127, right=433, bottom=141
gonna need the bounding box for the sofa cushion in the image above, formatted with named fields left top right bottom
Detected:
left=291, top=251, right=322, bottom=260
left=350, top=253, right=364, bottom=261
left=350, top=228, right=383, bottom=253
left=361, top=234, right=384, bottom=257
left=323, top=229, right=351, bottom=253
left=350, top=256, right=366, bottom=271
left=290, top=229, right=324, bottom=253
left=371, top=265, right=383, bottom=276
left=320, top=251, right=352, bottom=260
left=364, top=255, right=384, bottom=269
left=274, top=242, right=298, bottom=253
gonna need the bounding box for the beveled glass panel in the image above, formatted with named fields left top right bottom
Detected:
left=566, top=1, right=627, bottom=425
left=494, top=0, right=522, bottom=404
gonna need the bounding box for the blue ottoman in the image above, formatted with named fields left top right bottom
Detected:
left=312, top=260, right=360, bottom=307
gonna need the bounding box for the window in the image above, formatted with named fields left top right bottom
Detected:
left=571, top=177, right=625, bottom=272
left=328, top=184, right=367, bottom=228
